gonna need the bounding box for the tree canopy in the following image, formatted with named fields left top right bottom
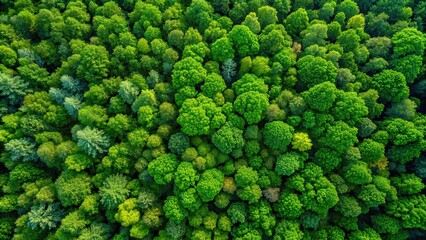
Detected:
left=0, top=0, right=425, bottom=239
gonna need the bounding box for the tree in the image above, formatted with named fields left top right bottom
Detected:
left=232, top=74, right=268, bottom=95
left=212, top=122, right=245, bottom=154
left=392, top=174, right=425, bottom=195
left=287, top=163, right=339, bottom=216
left=76, top=127, right=110, bottom=158
left=65, top=154, right=93, bottom=172
left=386, top=195, right=426, bottom=229
left=242, top=12, right=261, bottom=34
left=358, top=139, right=385, bottom=164
left=385, top=99, right=417, bottom=121
left=237, top=184, right=263, bottom=204
left=196, top=169, right=224, bottom=202
left=78, top=105, right=108, bottom=128
left=371, top=0, right=410, bottom=23
left=172, top=57, right=207, bottom=90
left=168, top=132, right=190, bottom=155
left=99, top=174, right=129, bottom=210
left=343, top=160, right=372, bottom=185
left=234, top=91, right=269, bottom=124
left=273, top=47, right=296, bottom=72
left=292, top=132, right=312, bottom=151
left=319, top=121, right=358, bottom=154
left=235, top=166, right=258, bottom=188
left=371, top=215, right=401, bottom=234
left=211, top=37, right=234, bottom=63
left=334, top=195, right=362, bottom=218
left=164, top=196, right=188, bottom=223
left=228, top=25, right=260, bottom=57
left=147, top=153, right=178, bottom=185
left=27, top=203, right=64, bottom=230
left=177, top=95, right=226, bottom=136
left=201, top=73, right=226, bottom=98
left=275, top=152, right=305, bottom=176
left=336, top=0, right=360, bottom=19
left=221, top=58, right=237, bottom=83
left=274, top=191, right=303, bottom=218
left=371, top=70, right=409, bottom=103
left=337, top=29, right=361, bottom=52
left=119, top=80, right=139, bottom=104
left=263, top=121, right=294, bottom=151
left=381, top=118, right=423, bottom=146
left=78, top=224, right=112, bottom=240
left=359, top=89, right=384, bottom=118
left=332, top=90, right=368, bottom=126
left=297, top=55, right=337, bottom=88
left=185, top=0, right=214, bottom=33
left=284, top=8, right=309, bottom=37
left=348, top=228, right=381, bottom=240
left=392, top=27, right=425, bottom=57
left=76, top=45, right=110, bottom=84
left=365, top=37, right=392, bottom=58
left=129, top=2, right=162, bottom=28
left=257, top=6, right=278, bottom=28
left=274, top=220, right=304, bottom=240
left=302, top=81, right=337, bottom=112
left=115, top=198, right=140, bottom=227
left=259, top=24, right=292, bottom=55
left=55, top=171, right=92, bottom=207
left=301, top=24, right=328, bottom=48
left=0, top=73, right=31, bottom=107
left=357, top=184, right=386, bottom=208
left=179, top=188, right=202, bottom=212
left=174, top=162, right=199, bottom=191
left=5, top=138, right=38, bottom=162
left=391, top=55, right=423, bottom=84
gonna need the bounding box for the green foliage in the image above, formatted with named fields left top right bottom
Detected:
left=371, top=70, right=409, bottom=103
left=228, top=25, right=259, bottom=57
left=168, top=132, right=189, bottom=155
left=27, top=203, right=64, bottom=230
left=392, top=174, right=425, bottom=195
left=174, top=162, right=199, bottom=191
left=0, top=73, right=31, bottom=107
left=263, top=121, right=293, bottom=151
left=55, top=171, right=92, bottom=207
left=172, top=57, right=206, bottom=90
left=99, top=174, right=129, bottom=210
left=284, top=8, right=309, bottom=37
left=391, top=28, right=425, bottom=58
left=318, top=121, right=358, bottom=154
left=196, top=169, right=224, bottom=202
left=5, top=138, right=38, bottom=162
left=177, top=95, right=226, bottom=136
left=275, top=152, right=305, bottom=176
left=115, top=198, right=140, bottom=227
left=164, top=196, right=188, bottom=223
left=76, top=126, right=110, bottom=158
left=297, top=55, right=337, bottom=88
left=274, top=191, right=303, bottom=219
left=0, top=1, right=425, bottom=239
left=148, top=153, right=178, bottom=185
left=212, top=122, right=245, bottom=154
left=386, top=195, right=426, bottom=229
left=77, top=45, right=110, bottom=84
left=359, top=139, right=385, bottom=164
left=291, top=132, right=312, bottom=151
left=211, top=37, right=234, bottom=63
left=302, top=82, right=337, bottom=112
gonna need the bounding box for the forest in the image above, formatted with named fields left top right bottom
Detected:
left=0, top=0, right=425, bottom=239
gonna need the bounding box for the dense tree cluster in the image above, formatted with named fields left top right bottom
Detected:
left=0, top=0, right=425, bottom=239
